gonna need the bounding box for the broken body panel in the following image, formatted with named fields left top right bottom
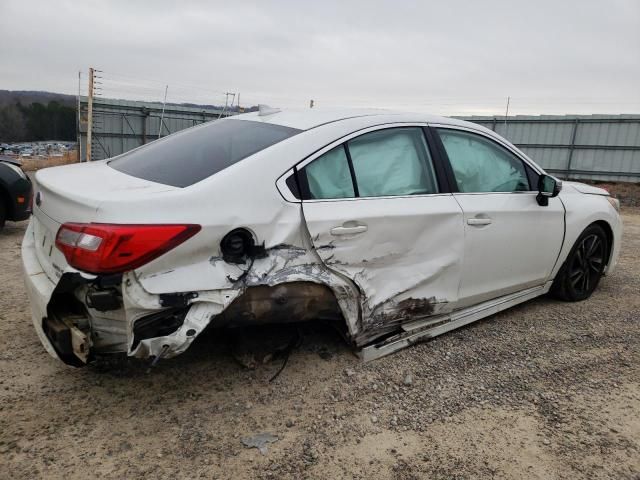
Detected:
left=21, top=111, right=623, bottom=366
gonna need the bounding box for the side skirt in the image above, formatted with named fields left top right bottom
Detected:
left=358, top=282, right=552, bottom=362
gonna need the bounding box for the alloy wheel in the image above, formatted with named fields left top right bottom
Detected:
left=568, top=234, right=605, bottom=296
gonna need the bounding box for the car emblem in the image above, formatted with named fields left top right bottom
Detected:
left=35, top=191, right=43, bottom=207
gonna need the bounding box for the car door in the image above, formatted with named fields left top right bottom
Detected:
left=432, top=126, right=565, bottom=308
left=296, top=125, right=465, bottom=334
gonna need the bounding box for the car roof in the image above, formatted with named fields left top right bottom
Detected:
left=229, top=107, right=479, bottom=131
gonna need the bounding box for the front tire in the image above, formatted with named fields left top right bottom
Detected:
left=551, top=224, right=609, bottom=301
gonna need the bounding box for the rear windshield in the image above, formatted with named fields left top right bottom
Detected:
left=109, top=119, right=301, bottom=187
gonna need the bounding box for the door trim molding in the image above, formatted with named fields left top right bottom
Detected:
left=359, top=281, right=552, bottom=362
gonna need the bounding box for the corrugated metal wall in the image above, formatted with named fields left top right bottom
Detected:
left=78, top=100, right=640, bottom=183
left=460, top=115, right=640, bottom=183
left=78, top=97, right=233, bottom=161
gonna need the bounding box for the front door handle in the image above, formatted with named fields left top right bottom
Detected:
left=467, top=217, right=492, bottom=226
left=330, top=224, right=368, bottom=236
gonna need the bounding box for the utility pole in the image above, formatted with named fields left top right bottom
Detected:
left=226, top=92, right=236, bottom=110
left=218, top=92, right=235, bottom=119
left=86, top=67, right=94, bottom=162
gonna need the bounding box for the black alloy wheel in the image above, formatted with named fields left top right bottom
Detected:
left=552, top=224, right=609, bottom=301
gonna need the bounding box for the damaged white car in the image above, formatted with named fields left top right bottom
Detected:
left=22, top=108, right=622, bottom=366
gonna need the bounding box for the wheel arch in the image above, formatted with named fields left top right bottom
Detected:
left=591, top=219, right=614, bottom=269
left=0, top=184, right=12, bottom=220
left=550, top=219, right=613, bottom=301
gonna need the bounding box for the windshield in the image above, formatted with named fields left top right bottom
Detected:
left=109, top=119, right=301, bottom=187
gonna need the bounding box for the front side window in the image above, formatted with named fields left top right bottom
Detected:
left=110, top=119, right=301, bottom=187
left=437, top=129, right=530, bottom=193
left=298, top=127, right=438, bottom=199
left=348, top=128, right=438, bottom=197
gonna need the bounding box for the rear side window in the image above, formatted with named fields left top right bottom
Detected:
left=305, top=146, right=355, bottom=199
left=297, top=127, right=438, bottom=199
left=109, top=119, right=301, bottom=187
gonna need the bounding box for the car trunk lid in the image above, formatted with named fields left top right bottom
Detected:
left=31, top=161, right=178, bottom=283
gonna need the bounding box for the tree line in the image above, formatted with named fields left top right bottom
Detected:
left=0, top=89, right=260, bottom=144
left=0, top=101, right=76, bottom=143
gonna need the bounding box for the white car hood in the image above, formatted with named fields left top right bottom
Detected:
left=563, top=181, right=609, bottom=196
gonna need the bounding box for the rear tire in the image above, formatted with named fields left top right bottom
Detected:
left=0, top=200, right=6, bottom=231
left=551, top=224, right=609, bottom=301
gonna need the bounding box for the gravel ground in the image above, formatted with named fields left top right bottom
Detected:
left=1, top=210, right=639, bottom=480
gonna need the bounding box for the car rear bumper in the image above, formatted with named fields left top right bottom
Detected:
left=21, top=215, right=234, bottom=365
left=21, top=219, right=61, bottom=361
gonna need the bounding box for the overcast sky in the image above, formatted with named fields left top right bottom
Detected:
left=1, top=0, right=639, bottom=115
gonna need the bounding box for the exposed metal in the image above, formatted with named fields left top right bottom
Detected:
left=360, top=283, right=551, bottom=361
left=460, top=114, right=640, bottom=183
left=214, top=282, right=344, bottom=328
left=77, top=97, right=234, bottom=161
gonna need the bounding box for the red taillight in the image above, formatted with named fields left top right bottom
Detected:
left=55, top=223, right=201, bottom=274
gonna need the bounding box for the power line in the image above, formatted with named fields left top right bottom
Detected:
left=86, top=68, right=640, bottom=116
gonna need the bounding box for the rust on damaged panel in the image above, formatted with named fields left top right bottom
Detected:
left=215, top=281, right=344, bottom=328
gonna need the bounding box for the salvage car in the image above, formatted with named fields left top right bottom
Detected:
left=22, top=108, right=622, bottom=366
left=0, top=158, right=32, bottom=230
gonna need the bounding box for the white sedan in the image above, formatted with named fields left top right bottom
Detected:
left=22, top=108, right=622, bottom=366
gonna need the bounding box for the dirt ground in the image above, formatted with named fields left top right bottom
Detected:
left=14, top=150, right=79, bottom=172
left=1, top=211, right=639, bottom=480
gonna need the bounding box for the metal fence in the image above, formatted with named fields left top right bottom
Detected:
left=460, top=115, right=640, bottom=183
left=78, top=100, right=640, bottom=183
left=78, top=97, right=232, bottom=161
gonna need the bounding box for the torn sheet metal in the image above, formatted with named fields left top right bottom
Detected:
left=215, top=282, right=343, bottom=327
left=124, top=203, right=364, bottom=356
left=239, top=246, right=361, bottom=337
left=301, top=195, right=465, bottom=343
left=130, top=302, right=223, bottom=359
left=123, top=272, right=240, bottom=359
left=33, top=192, right=463, bottom=364
left=33, top=184, right=464, bottom=364
left=45, top=194, right=463, bottom=362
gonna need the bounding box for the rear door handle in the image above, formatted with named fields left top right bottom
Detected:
left=330, top=224, right=368, bottom=236
left=467, top=217, right=492, bottom=226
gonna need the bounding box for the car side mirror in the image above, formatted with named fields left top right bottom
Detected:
left=536, top=175, right=562, bottom=206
